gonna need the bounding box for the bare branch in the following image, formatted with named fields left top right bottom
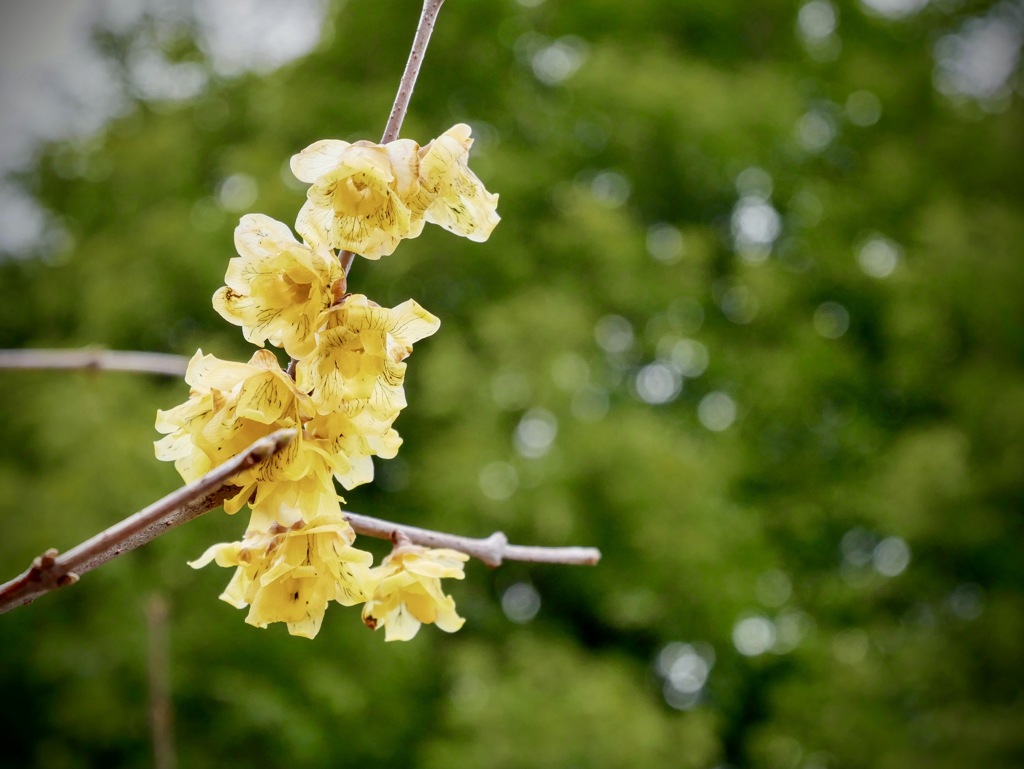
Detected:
left=0, top=429, right=296, bottom=614
left=381, top=0, right=446, bottom=143
left=345, top=511, right=602, bottom=568
left=146, top=594, right=176, bottom=769
left=0, top=348, right=189, bottom=377
left=0, top=421, right=600, bottom=615
left=332, top=0, right=446, bottom=279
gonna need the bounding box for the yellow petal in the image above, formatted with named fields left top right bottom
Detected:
left=215, top=216, right=339, bottom=359
left=415, top=124, right=500, bottom=242
left=382, top=602, right=422, bottom=642
left=292, top=140, right=424, bottom=258
left=290, top=139, right=353, bottom=183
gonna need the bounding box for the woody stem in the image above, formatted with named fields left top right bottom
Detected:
left=337, top=0, right=445, bottom=277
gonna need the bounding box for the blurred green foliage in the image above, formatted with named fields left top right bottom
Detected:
left=2, top=0, right=1023, bottom=767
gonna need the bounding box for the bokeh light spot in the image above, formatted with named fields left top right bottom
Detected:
left=646, top=223, right=684, bottom=264
left=595, top=314, right=635, bottom=354
left=756, top=570, right=793, bottom=607
left=859, top=0, right=930, bottom=19
left=698, top=391, right=737, bottom=432
left=661, top=338, right=709, bottom=378
left=501, top=582, right=541, bottom=623
left=634, top=362, right=682, bottom=405
left=514, top=408, right=558, bottom=458
left=216, top=173, right=258, bottom=212
left=832, top=628, right=870, bottom=664
left=531, top=36, right=587, bottom=85
left=796, top=110, right=837, bottom=152
left=733, top=616, right=776, bottom=656
left=948, top=583, right=984, bottom=620
left=479, top=462, right=519, bottom=501
left=858, top=234, right=901, bottom=277
left=873, top=536, right=911, bottom=577
left=589, top=170, right=631, bottom=207
left=813, top=301, right=850, bottom=339
left=798, top=1, right=838, bottom=42
left=846, top=90, right=882, bottom=126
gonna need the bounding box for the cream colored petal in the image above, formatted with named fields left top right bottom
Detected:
left=233, top=214, right=301, bottom=264
left=336, top=453, right=374, bottom=490
left=330, top=195, right=410, bottom=258
left=223, top=482, right=255, bottom=515
left=184, top=351, right=254, bottom=392
left=382, top=602, right=422, bottom=642
left=153, top=430, right=192, bottom=461
left=403, top=588, right=439, bottom=625
left=416, top=124, right=500, bottom=242
left=403, top=550, right=468, bottom=579
left=387, top=299, right=441, bottom=347
left=219, top=567, right=254, bottom=609
left=368, top=428, right=403, bottom=460
left=333, top=561, right=376, bottom=606
left=425, top=178, right=500, bottom=242
left=345, top=143, right=397, bottom=182
left=290, top=139, right=352, bottom=183
left=386, top=138, right=422, bottom=199
left=212, top=287, right=268, bottom=348
left=173, top=450, right=213, bottom=485
left=432, top=594, right=466, bottom=633
left=188, top=542, right=233, bottom=570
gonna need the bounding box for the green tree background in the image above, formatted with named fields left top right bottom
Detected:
left=2, top=0, right=1023, bottom=766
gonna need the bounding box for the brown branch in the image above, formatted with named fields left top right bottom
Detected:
left=345, top=511, right=601, bottom=569
left=334, top=0, right=446, bottom=278
left=381, top=0, right=446, bottom=144
left=303, top=0, right=445, bottom=354
left=0, top=348, right=190, bottom=377
left=0, top=429, right=296, bottom=614
left=0, top=420, right=598, bottom=615
left=146, top=594, right=176, bottom=769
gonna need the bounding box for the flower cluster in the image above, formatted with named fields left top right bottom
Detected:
left=155, top=124, right=498, bottom=639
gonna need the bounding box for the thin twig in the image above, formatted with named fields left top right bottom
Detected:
left=381, top=0, right=446, bottom=143
left=0, top=348, right=190, bottom=377
left=338, top=250, right=356, bottom=276
left=345, top=511, right=602, bottom=568
left=0, top=429, right=296, bottom=614
left=147, top=594, right=176, bottom=769
left=333, top=0, right=446, bottom=279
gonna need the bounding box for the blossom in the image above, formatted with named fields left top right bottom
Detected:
left=362, top=542, right=468, bottom=641
left=154, top=349, right=315, bottom=513
left=291, top=138, right=423, bottom=258
left=189, top=514, right=376, bottom=639
left=290, top=125, right=499, bottom=258
left=213, top=214, right=342, bottom=359
left=304, top=410, right=403, bottom=490
left=245, top=465, right=342, bottom=531
left=296, top=294, right=440, bottom=421
left=410, top=123, right=500, bottom=242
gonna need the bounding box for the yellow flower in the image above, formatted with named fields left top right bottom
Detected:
left=362, top=542, right=468, bottom=642
left=411, top=123, right=500, bottom=243
left=290, top=125, right=499, bottom=258
left=189, top=513, right=375, bottom=639
left=291, top=138, right=423, bottom=258
left=296, top=294, right=440, bottom=420
left=154, top=349, right=314, bottom=513
left=213, top=214, right=342, bottom=359
left=305, top=410, right=403, bottom=490
left=246, top=466, right=342, bottom=531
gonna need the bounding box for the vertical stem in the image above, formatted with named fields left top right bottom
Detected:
left=381, top=0, right=446, bottom=143
left=336, top=0, right=445, bottom=278
left=147, top=594, right=176, bottom=769
left=338, top=250, right=356, bottom=276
